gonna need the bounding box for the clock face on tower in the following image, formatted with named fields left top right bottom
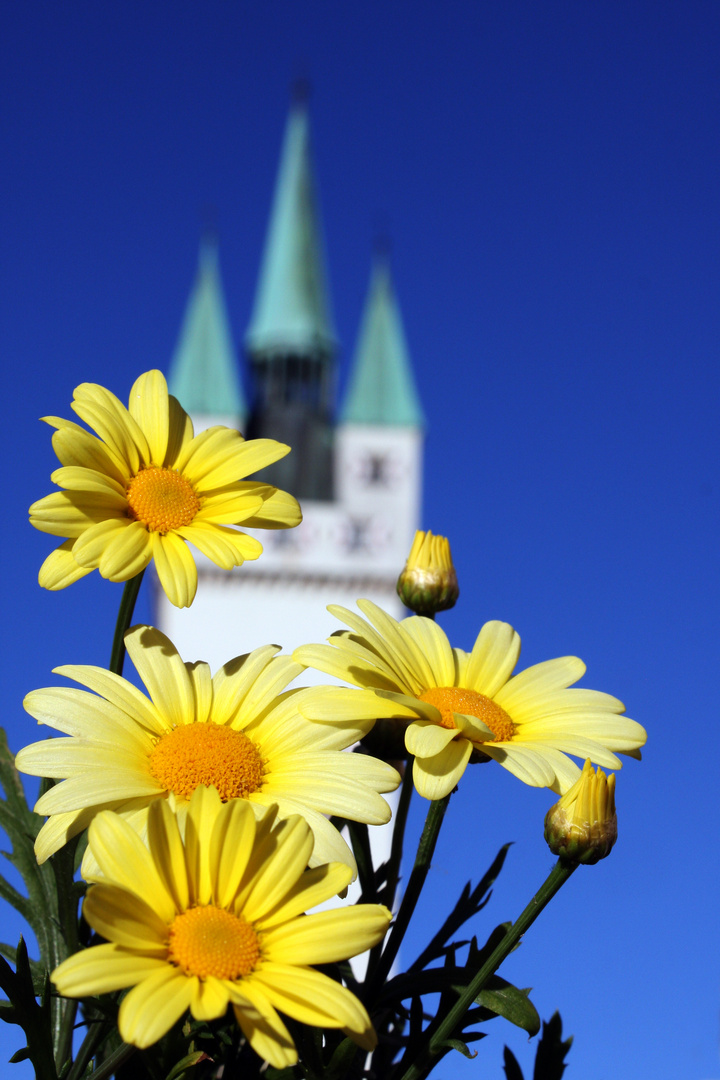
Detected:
left=343, top=448, right=407, bottom=489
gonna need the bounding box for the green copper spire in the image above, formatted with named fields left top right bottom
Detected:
left=341, top=257, right=425, bottom=426
left=168, top=237, right=245, bottom=419
left=245, top=96, right=336, bottom=359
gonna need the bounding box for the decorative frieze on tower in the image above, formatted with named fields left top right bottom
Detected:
left=159, top=97, right=424, bottom=668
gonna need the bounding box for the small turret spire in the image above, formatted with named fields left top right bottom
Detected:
left=168, top=235, right=245, bottom=426
left=341, top=251, right=424, bottom=427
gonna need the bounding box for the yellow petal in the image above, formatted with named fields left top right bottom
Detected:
left=258, top=862, right=354, bottom=928
left=52, top=943, right=166, bottom=997
left=151, top=532, right=198, bottom=608
left=118, top=966, right=194, bottom=1048
left=38, top=542, right=94, bottom=589
left=128, top=370, right=170, bottom=465
left=98, top=521, right=153, bottom=581
left=124, top=625, right=195, bottom=727
left=251, top=965, right=376, bottom=1046
left=230, top=983, right=298, bottom=1069
left=412, top=737, right=473, bottom=800
left=261, top=904, right=391, bottom=964
left=465, top=621, right=521, bottom=697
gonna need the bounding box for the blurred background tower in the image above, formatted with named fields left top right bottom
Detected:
left=156, top=92, right=425, bottom=667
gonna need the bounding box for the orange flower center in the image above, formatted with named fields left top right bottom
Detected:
left=148, top=723, right=266, bottom=801
left=168, top=905, right=260, bottom=979
left=126, top=466, right=200, bottom=533
left=418, top=686, right=515, bottom=742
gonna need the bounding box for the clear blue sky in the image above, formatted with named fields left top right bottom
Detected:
left=2, top=3, right=719, bottom=1077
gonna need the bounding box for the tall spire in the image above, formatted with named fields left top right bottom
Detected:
left=168, top=236, right=245, bottom=424
left=341, top=254, right=425, bottom=427
left=244, top=92, right=336, bottom=502
left=245, top=91, right=336, bottom=359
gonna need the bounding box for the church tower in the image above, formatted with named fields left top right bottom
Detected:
left=245, top=88, right=336, bottom=502
left=158, top=96, right=424, bottom=668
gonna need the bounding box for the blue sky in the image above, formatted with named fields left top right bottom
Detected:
left=1, top=3, right=719, bottom=1077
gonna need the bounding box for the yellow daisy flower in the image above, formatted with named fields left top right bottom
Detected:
left=29, top=369, right=302, bottom=607
left=294, top=600, right=646, bottom=801
left=16, top=625, right=400, bottom=870
left=52, top=787, right=391, bottom=1067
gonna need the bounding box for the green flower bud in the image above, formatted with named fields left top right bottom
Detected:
left=397, top=530, right=459, bottom=616
left=544, top=759, right=617, bottom=865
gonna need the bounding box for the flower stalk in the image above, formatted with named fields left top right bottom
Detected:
left=396, top=858, right=577, bottom=1080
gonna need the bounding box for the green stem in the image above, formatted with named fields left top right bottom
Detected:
left=379, top=761, right=414, bottom=910
left=369, top=791, right=450, bottom=992
left=365, top=762, right=414, bottom=983
left=88, top=1040, right=137, bottom=1080
left=66, top=1018, right=110, bottom=1080
left=396, top=858, right=577, bottom=1080
left=108, top=572, right=145, bottom=676
left=347, top=821, right=376, bottom=902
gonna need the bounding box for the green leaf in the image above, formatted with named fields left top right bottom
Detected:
left=164, top=1050, right=211, bottom=1079
left=439, top=1036, right=480, bottom=1059
left=503, top=1045, right=525, bottom=1080
left=533, top=1012, right=573, bottom=1080
left=410, top=845, right=512, bottom=972
left=0, top=938, right=58, bottom=1079
left=476, top=977, right=540, bottom=1036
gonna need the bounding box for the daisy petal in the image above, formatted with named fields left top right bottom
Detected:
left=259, top=862, right=354, bottom=928
left=230, top=984, right=297, bottom=1069
left=118, top=967, right=195, bottom=1048
left=405, top=720, right=458, bottom=757
left=465, top=621, right=521, bottom=697
left=151, top=532, right=198, bottom=608
left=251, top=965, right=375, bottom=1046
left=52, top=943, right=166, bottom=997
left=239, top=485, right=303, bottom=529
left=98, top=521, right=153, bottom=581
left=261, top=905, right=390, bottom=965
left=128, top=370, right=169, bottom=465
left=413, top=737, right=473, bottom=800
left=496, top=656, right=587, bottom=711
left=125, top=626, right=195, bottom=727
left=38, top=542, right=94, bottom=589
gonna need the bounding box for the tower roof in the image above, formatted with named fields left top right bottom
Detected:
left=245, top=98, right=336, bottom=359
left=168, top=238, right=245, bottom=418
left=341, top=257, right=425, bottom=427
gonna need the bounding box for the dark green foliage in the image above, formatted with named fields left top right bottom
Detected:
left=503, top=1012, right=573, bottom=1080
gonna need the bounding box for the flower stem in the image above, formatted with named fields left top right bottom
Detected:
left=368, top=790, right=451, bottom=992
left=396, top=858, right=577, bottom=1080
left=108, top=572, right=145, bottom=676
left=380, top=761, right=414, bottom=910
left=88, top=1040, right=137, bottom=1080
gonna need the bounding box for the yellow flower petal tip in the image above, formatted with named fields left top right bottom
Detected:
left=396, top=529, right=459, bottom=616
left=29, top=370, right=302, bottom=606
left=16, top=625, right=400, bottom=874
left=544, top=759, right=618, bottom=865
left=51, top=789, right=389, bottom=1065
left=295, top=600, right=646, bottom=801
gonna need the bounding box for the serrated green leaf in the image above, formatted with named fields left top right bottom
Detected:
left=477, top=977, right=540, bottom=1036
left=8, top=1045, right=30, bottom=1062
left=410, top=845, right=512, bottom=972
left=533, top=1011, right=573, bottom=1080
left=503, top=1044, right=525, bottom=1080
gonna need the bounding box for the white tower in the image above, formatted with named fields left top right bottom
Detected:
left=157, top=96, right=424, bottom=669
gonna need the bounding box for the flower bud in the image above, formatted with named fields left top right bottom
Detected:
left=397, top=530, right=459, bottom=616
left=544, top=759, right=617, bottom=865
